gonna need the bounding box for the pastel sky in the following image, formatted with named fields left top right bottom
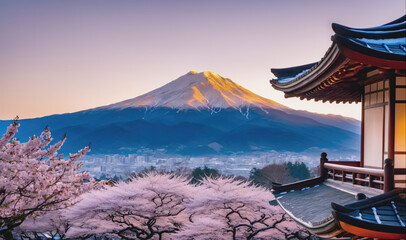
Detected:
left=0, top=0, right=405, bottom=120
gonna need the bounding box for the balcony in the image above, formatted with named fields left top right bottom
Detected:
left=319, top=153, right=395, bottom=192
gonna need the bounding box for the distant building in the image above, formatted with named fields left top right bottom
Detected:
left=269, top=16, right=405, bottom=239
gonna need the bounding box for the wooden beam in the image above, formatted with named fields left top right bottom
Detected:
left=388, top=71, right=396, bottom=160
left=384, top=158, right=394, bottom=192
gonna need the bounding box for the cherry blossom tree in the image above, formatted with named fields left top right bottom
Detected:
left=16, top=209, right=106, bottom=240
left=65, top=173, right=307, bottom=240
left=16, top=210, right=70, bottom=240
left=65, top=173, right=197, bottom=240
left=174, top=177, right=304, bottom=240
left=0, top=119, right=102, bottom=239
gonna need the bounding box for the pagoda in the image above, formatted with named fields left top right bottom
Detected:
left=269, top=16, right=406, bottom=239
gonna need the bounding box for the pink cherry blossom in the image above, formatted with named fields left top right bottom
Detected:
left=65, top=174, right=305, bottom=239
left=0, top=120, right=103, bottom=239
left=65, top=173, right=196, bottom=240
left=174, top=177, right=303, bottom=240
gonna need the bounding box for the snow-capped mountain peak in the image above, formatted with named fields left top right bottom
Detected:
left=103, top=71, right=287, bottom=110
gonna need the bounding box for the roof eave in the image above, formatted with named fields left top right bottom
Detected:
left=270, top=44, right=349, bottom=95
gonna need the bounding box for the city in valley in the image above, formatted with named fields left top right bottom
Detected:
left=80, top=150, right=359, bottom=178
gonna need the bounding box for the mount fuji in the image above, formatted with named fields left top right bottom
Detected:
left=1, top=71, right=360, bottom=155
left=102, top=71, right=286, bottom=112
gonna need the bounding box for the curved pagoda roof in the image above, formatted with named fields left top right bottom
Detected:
left=270, top=15, right=406, bottom=103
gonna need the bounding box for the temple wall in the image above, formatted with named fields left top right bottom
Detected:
left=364, top=107, right=384, bottom=168
left=363, top=79, right=389, bottom=168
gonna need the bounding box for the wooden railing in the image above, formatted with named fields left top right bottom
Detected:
left=324, top=162, right=384, bottom=189
left=325, top=161, right=360, bottom=167
left=319, top=153, right=394, bottom=192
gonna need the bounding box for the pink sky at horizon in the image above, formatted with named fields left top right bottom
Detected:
left=1, top=0, right=405, bottom=121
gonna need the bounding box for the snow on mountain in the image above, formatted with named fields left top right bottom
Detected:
left=102, top=71, right=287, bottom=111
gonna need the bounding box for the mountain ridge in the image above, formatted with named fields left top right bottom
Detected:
left=0, top=71, right=360, bottom=156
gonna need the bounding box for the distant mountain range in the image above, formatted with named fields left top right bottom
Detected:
left=1, top=71, right=360, bottom=155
